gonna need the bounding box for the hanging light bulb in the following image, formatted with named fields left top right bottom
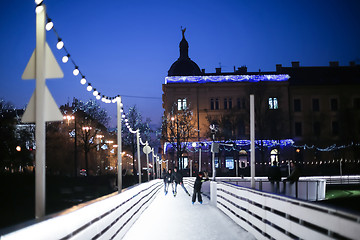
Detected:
left=35, top=0, right=43, bottom=4
left=96, top=95, right=101, bottom=100
left=80, top=76, right=86, bottom=85
left=93, top=89, right=98, bottom=96
left=35, top=4, right=44, bottom=13
left=62, top=54, right=70, bottom=63
left=87, top=84, right=92, bottom=91
left=45, top=18, right=53, bottom=31
left=112, top=98, right=117, bottom=103
left=56, top=38, right=64, bottom=50
left=121, top=114, right=125, bottom=118
left=101, top=95, right=106, bottom=102
left=73, top=67, right=79, bottom=76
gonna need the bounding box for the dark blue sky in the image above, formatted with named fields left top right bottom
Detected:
left=1, top=0, right=360, bottom=127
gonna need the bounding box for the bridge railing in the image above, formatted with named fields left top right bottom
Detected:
left=217, top=177, right=326, bottom=201
left=213, top=181, right=360, bottom=240
left=0, top=180, right=162, bottom=240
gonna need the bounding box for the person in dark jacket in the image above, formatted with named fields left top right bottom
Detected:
left=163, top=169, right=174, bottom=195
left=268, top=160, right=282, bottom=193
left=173, top=167, right=190, bottom=197
left=192, top=172, right=208, bottom=204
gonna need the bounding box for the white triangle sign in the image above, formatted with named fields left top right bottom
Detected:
left=22, top=42, right=64, bottom=80
left=22, top=85, right=64, bottom=123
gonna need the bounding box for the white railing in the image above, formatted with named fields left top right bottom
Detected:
left=0, top=180, right=162, bottom=240
left=300, top=175, right=360, bottom=185
left=214, top=181, right=360, bottom=240
left=218, top=177, right=326, bottom=201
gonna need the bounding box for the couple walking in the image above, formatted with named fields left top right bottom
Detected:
left=163, top=167, right=190, bottom=197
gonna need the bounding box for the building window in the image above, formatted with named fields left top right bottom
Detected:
left=295, top=122, right=302, bottom=136
left=269, top=97, right=278, bottom=109
left=210, top=98, right=214, bottom=110
left=332, top=121, right=339, bottom=136
left=177, top=98, right=187, bottom=110
left=215, top=98, right=219, bottom=110
left=237, top=98, right=241, bottom=109
left=242, top=98, right=246, bottom=109
left=224, top=98, right=228, bottom=110
left=354, top=98, right=360, bottom=110
left=294, top=99, right=301, bottom=112
left=313, top=121, right=321, bottom=136
left=225, top=157, right=234, bottom=169
left=228, top=98, right=232, bottom=109
left=312, top=98, right=320, bottom=112
left=330, top=98, right=338, bottom=111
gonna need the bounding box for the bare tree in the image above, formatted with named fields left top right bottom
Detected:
left=162, top=103, right=197, bottom=169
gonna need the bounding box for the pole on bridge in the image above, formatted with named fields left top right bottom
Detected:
left=250, top=94, right=255, bottom=189
left=137, top=130, right=141, bottom=183
left=117, top=96, right=122, bottom=192
left=22, top=2, right=64, bottom=218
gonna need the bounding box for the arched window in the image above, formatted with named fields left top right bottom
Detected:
left=270, top=149, right=279, bottom=165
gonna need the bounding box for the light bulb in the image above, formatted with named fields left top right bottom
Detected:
left=112, top=98, right=117, bottom=103
left=80, top=77, right=86, bottom=85
left=62, top=54, right=69, bottom=63
left=35, top=0, right=43, bottom=4
left=96, top=95, right=101, bottom=100
left=93, top=89, right=98, bottom=96
left=45, top=21, right=53, bottom=31
left=35, top=5, right=44, bottom=14
left=102, top=96, right=106, bottom=102
left=73, top=67, right=79, bottom=76
left=56, top=39, right=64, bottom=50
left=87, top=84, right=92, bottom=91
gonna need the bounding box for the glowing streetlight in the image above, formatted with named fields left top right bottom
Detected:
left=16, top=146, right=21, bottom=152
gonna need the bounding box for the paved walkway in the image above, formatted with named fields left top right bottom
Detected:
left=122, top=184, right=255, bottom=240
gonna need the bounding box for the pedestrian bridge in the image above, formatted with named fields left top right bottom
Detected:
left=1, top=177, right=360, bottom=240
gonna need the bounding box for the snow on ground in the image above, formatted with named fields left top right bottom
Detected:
left=122, top=185, right=256, bottom=240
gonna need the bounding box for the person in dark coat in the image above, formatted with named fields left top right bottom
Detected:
left=163, top=169, right=174, bottom=195
left=192, top=172, right=208, bottom=204
left=268, top=160, right=282, bottom=193
left=282, top=162, right=301, bottom=194
left=173, top=167, right=190, bottom=197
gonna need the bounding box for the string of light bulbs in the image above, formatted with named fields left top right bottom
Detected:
left=35, top=0, right=160, bottom=163
left=35, top=0, right=121, bottom=104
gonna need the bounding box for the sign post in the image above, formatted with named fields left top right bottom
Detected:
left=22, top=4, right=63, bottom=218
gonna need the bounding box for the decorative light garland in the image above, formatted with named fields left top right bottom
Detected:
left=165, top=74, right=290, bottom=84
left=43, top=10, right=120, bottom=104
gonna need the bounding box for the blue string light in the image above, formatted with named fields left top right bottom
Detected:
left=165, top=74, right=290, bottom=84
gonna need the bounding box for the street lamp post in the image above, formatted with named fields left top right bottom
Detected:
left=63, top=114, right=77, bottom=177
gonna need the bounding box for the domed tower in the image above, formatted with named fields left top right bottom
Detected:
left=168, top=27, right=202, bottom=76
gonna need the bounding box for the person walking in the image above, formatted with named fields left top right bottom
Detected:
left=173, top=167, right=190, bottom=197
left=268, top=160, right=282, bottom=193
left=163, top=169, right=174, bottom=195
left=192, top=172, right=208, bottom=204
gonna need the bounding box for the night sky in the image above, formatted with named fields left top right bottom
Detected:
left=1, top=0, right=360, bottom=127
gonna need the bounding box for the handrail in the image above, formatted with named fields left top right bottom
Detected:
left=216, top=181, right=360, bottom=240
left=0, top=180, right=162, bottom=240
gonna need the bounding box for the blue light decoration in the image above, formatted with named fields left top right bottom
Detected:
left=164, top=139, right=295, bottom=153
left=165, top=74, right=290, bottom=84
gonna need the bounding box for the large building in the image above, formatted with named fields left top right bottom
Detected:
left=162, top=30, right=360, bottom=176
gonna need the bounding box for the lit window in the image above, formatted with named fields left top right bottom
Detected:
left=182, top=99, right=187, bottom=110
left=269, top=97, right=278, bottom=109
left=177, top=99, right=182, bottom=110
left=177, top=98, right=187, bottom=110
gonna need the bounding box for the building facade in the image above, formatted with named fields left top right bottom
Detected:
left=162, top=31, right=360, bottom=176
